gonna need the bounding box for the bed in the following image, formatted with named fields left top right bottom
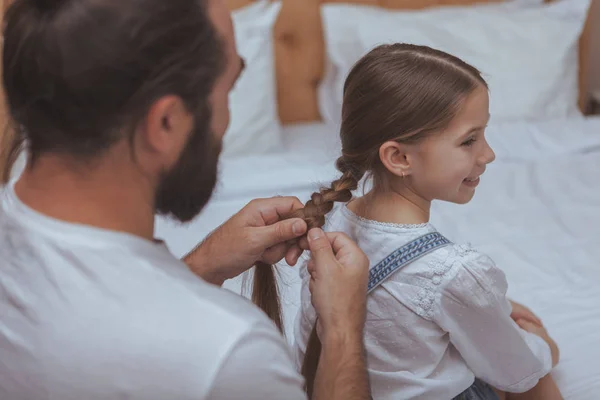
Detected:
left=158, top=117, right=600, bottom=398
left=155, top=0, right=600, bottom=398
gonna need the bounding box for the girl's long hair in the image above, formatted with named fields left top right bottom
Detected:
left=251, top=43, right=487, bottom=398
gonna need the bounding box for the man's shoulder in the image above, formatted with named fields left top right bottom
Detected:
left=0, top=237, right=286, bottom=398
left=124, top=249, right=277, bottom=336
left=184, top=273, right=276, bottom=331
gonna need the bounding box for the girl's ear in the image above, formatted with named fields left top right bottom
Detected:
left=379, top=140, right=412, bottom=178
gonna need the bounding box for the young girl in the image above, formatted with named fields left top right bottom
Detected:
left=290, top=44, right=562, bottom=400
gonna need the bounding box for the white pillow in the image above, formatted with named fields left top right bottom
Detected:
left=223, top=1, right=282, bottom=158
left=319, top=2, right=530, bottom=126
left=319, top=0, right=590, bottom=126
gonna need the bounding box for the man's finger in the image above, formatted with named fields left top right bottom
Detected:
left=261, top=243, right=288, bottom=265
left=285, top=245, right=303, bottom=266
left=307, top=228, right=336, bottom=264
left=298, top=236, right=309, bottom=251
left=307, top=259, right=316, bottom=275
left=253, top=196, right=305, bottom=225
left=326, top=232, right=359, bottom=257
left=258, top=218, right=307, bottom=249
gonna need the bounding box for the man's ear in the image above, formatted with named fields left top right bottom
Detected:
left=137, top=95, right=193, bottom=169
left=379, top=140, right=412, bottom=178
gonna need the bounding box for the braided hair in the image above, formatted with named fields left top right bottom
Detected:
left=251, top=157, right=366, bottom=334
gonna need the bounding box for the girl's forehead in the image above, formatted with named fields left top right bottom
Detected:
left=446, top=89, right=490, bottom=130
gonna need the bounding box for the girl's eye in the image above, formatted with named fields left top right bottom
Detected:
left=461, top=138, right=477, bottom=147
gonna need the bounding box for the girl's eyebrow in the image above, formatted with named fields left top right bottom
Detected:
left=459, top=124, right=486, bottom=139
left=459, top=115, right=490, bottom=138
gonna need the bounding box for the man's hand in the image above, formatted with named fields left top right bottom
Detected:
left=510, top=300, right=543, bottom=327
left=306, top=228, right=372, bottom=400
left=306, top=228, right=369, bottom=340
left=184, top=197, right=308, bottom=285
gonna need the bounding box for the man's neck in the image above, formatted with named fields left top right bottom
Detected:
left=14, top=154, right=156, bottom=240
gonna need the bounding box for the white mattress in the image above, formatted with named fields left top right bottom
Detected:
left=156, top=117, right=600, bottom=399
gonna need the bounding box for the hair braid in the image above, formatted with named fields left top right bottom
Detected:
left=250, top=156, right=365, bottom=396
left=291, top=161, right=361, bottom=228
left=298, top=156, right=368, bottom=398
left=251, top=160, right=358, bottom=332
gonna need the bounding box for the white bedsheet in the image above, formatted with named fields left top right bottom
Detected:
left=155, top=117, right=600, bottom=399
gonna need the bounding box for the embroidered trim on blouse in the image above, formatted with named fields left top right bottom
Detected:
left=342, top=205, right=430, bottom=230
left=414, top=243, right=476, bottom=319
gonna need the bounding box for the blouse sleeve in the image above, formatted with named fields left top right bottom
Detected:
left=433, top=248, right=553, bottom=393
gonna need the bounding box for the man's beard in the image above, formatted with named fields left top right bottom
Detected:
left=155, top=117, right=221, bottom=223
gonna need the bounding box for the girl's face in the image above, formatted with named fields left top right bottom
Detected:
left=408, top=86, right=495, bottom=205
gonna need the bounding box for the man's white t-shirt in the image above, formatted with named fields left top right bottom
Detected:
left=0, top=182, right=306, bottom=399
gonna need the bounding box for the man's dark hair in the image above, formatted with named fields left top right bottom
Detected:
left=2, top=0, right=224, bottom=174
